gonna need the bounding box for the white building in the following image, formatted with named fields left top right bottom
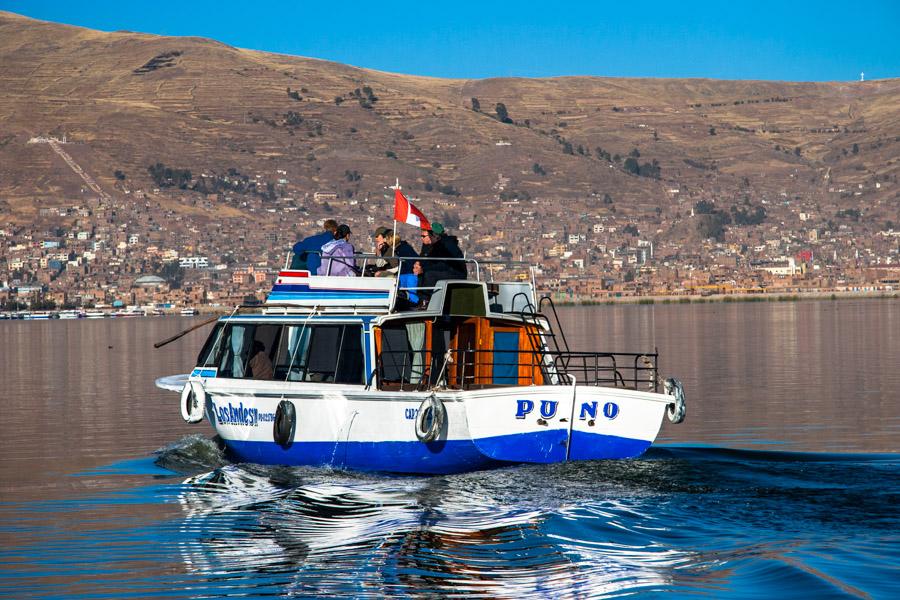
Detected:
left=758, top=257, right=801, bottom=276
left=179, top=256, right=209, bottom=269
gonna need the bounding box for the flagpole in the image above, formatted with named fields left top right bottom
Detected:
left=391, top=178, right=400, bottom=258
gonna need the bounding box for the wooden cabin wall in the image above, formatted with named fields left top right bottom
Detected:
left=449, top=317, right=548, bottom=388
left=377, top=317, right=548, bottom=390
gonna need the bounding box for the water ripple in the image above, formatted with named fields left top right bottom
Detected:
left=0, top=438, right=897, bottom=598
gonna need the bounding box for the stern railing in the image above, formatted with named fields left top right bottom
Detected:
left=376, top=348, right=658, bottom=392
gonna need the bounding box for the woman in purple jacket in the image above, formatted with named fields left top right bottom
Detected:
left=318, top=224, right=357, bottom=276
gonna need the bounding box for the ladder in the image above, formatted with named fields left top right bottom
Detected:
left=513, top=293, right=572, bottom=385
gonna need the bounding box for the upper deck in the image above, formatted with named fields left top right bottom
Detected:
left=264, top=253, right=538, bottom=317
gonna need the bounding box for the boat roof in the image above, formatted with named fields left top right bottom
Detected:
left=243, top=254, right=543, bottom=325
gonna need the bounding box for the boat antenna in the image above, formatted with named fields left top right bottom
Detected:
left=154, top=313, right=222, bottom=349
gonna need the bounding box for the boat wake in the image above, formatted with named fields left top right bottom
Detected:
left=154, top=434, right=228, bottom=475
left=152, top=444, right=898, bottom=598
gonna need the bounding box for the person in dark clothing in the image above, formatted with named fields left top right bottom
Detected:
left=291, top=219, right=338, bottom=272
left=419, top=223, right=467, bottom=297
left=375, top=232, right=419, bottom=277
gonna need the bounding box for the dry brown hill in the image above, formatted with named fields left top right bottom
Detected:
left=1, top=10, right=898, bottom=227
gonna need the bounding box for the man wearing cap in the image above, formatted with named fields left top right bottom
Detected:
left=419, top=222, right=467, bottom=293
left=318, top=223, right=357, bottom=276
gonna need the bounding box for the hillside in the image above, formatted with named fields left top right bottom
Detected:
left=1, top=11, right=897, bottom=220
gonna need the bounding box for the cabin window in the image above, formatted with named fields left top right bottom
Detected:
left=272, top=323, right=364, bottom=384
left=379, top=322, right=429, bottom=387
left=197, top=322, right=225, bottom=367
left=211, top=323, right=281, bottom=380
left=443, top=283, right=486, bottom=316
left=208, top=322, right=364, bottom=383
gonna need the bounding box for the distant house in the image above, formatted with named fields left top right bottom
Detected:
left=179, top=256, right=209, bottom=269
left=756, top=257, right=803, bottom=277
left=313, top=191, right=338, bottom=202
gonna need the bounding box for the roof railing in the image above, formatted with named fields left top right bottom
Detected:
left=282, top=250, right=535, bottom=283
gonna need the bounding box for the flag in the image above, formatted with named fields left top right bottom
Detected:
left=394, top=188, right=431, bottom=230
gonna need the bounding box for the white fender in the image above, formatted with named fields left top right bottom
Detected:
left=180, top=381, right=206, bottom=424
left=415, top=394, right=445, bottom=443
left=664, top=378, right=686, bottom=424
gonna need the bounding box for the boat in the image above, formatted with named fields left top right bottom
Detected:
left=180, top=307, right=199, bottom=316
left=23, top=311, right=52, bottom=320
left=113, top=305, right=143, bottom=318
left=155, top=253, right=686, bottom=474
left=58, top=309, right=85, bottom=319
left=85, top=310, right=108, bottom=319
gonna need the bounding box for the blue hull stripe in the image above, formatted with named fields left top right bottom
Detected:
left=568, top=430, right=652, bottom=460
left=226, top=438, right=497, bottom=474
left=224, top=430, right=652, bottom=474
left=472, top=429, right=569, bottom=463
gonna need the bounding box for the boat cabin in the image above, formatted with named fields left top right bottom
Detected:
left=189, top=258, right=659, bottom=393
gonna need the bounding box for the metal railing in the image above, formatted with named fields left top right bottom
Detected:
left=283, top=250, right=536, bottom=282
left=376, top=347, right=658, bottom=392
left=281, top=250, right=538, bottom=312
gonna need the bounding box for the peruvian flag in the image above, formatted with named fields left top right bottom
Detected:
left=394, top=188, right=431, bottom=230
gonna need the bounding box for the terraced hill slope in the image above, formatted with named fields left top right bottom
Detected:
left=1, top=10, right=897, bottom=226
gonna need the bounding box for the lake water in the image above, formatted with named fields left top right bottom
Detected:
left=0, top=300, right=898, bottom=598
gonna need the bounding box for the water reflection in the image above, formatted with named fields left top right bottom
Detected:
left=2, top=305, right=899, bottom=598
left=173, top=463, right=699, bottom=597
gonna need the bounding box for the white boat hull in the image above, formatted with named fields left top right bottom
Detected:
left=157, top=375, right=669, bottom=474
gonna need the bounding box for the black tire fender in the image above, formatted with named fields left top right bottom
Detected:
left=273, top=400, right=297, bottom=448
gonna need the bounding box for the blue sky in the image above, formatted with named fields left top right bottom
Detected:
left=2, top=1, right=898, bottom=81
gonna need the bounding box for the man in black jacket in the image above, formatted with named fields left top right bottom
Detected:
left=419, top=223, right=467, bottom=294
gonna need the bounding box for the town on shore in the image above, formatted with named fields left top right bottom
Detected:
left=2, top=169, right=898, bottom=316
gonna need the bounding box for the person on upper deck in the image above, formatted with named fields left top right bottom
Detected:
left=373, top=230, right=419, bottom=277
left=367, top=226, right=394, bottom=276
left=318, top=224, right=357, bottom=276
left=419, top=223, right=467, bottom=289
left=395, top=260, right=424, bottom=310
left=291, top=219, right=337, bottom=272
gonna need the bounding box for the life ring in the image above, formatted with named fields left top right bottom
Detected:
left=273, top=400, right=296, bottom=448
left=415, top=394, right=446, bottom=443
left=180, top=381, right=206, bottom=424
left=664, top=377, right=687, bottom=424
